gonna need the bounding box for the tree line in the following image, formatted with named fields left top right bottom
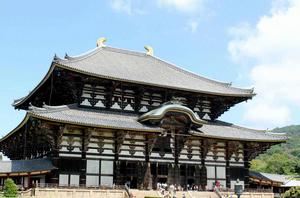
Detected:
left=250, top=125, right=300, bottom=175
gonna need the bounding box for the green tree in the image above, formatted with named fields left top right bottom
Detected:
left=250, top=125, right=300, bottom=175
left=250, top=159, right=267, bottom=172
left=3, top=178, right=18, bottom=197
left=282, top=186, right=300, bottom=198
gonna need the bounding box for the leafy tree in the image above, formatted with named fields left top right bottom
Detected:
left=250, top=159, right=267, bottom=172
left=250, top=125, right=300, bottom=175
left=282, top=186, right=300, bottom=198
left=3, top=178, right=18, bottom=197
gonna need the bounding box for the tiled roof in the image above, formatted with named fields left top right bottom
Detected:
left=26, top=104, right=286, bottom=142
left=0, top=158, right=55, bottom=174
left=1, top=104, right=287, bottom=143
left=250, top=171, right=300, bottom=187
left=54, top=46, right=254, bottom=97
left=282, top=180, right=300, bottom=187
left=249, top=171, right=289, bottom=183
left=191, top=121, right=287, bottom=142
left=29, top=104, right=163, bottom=132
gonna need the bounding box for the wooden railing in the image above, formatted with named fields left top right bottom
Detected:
left=35, top=183, right=126, bottom=190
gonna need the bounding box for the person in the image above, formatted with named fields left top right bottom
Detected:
left=125, top=181, right=131, bottom=189
left=215, top=180, right=220, bottom=190
left=157, top=182, right=160, bottom=190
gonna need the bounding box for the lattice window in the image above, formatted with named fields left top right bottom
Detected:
left=80, top=84, right=106, bottom=108
left=139, top=92, right=163, bottom=112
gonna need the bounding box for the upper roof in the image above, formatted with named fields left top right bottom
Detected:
left=54, top=46, right=254, bottom=97
left=13, top=44, right=255, bottom=109
left=1, top=104, right=287, bottom=143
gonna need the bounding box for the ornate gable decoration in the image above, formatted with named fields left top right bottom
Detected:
left=138, top=101, right=206, bottom=129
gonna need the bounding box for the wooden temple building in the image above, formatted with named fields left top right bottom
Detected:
left=0, top=38, right=287, bottom=190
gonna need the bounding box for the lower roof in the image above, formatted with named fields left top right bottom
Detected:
left=192, top=121, right=287, bottom=142
left=0, top=158, right=55, bottom=174
left=250, top=171, right=288, bottom=184
left=250, top=171, right=300, bottom=187
left=0, top=104, right=287, bottom=143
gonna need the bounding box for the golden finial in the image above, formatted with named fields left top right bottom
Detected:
left=144, top=45, right=154, bottom=56
left=96, top=37, right=107, bottom=47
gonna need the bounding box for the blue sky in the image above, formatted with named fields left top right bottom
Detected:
left=1, top=0, right=300, bottom=139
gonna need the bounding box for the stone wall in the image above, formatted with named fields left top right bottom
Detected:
left=28, top=188, right=127, bottom=198
left=220, top=192, right=274, bottom=198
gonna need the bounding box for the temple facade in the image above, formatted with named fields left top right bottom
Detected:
left=0, top=39, right=286, bottom=190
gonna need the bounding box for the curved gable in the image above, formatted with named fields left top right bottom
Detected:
left=138, top=103, right=206, bottom=127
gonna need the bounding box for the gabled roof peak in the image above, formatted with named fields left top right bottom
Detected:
left=53, top=45, right=254, bottom=96
left=96, top=37, right=107, bottom=47
left=13, top=44, right=255, bottom=109
left=53, top=54, right=63, bottom=62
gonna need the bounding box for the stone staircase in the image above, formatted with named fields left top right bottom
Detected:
left=129, top=190, right=220, bottom=198
left=130, top=189, right=162, bottom=198
left=187, top=191, right=220, bottom=198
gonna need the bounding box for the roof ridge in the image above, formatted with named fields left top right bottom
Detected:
left=150, top=55, right=254, bottom=93
left=212, top=120, right=267, bottom=133
left=63, top=46, right=235, bottom=88
left=28, top=103, right=76, bottom=114
left=57, top=46, right=146, bottom=64
left=104, top=46, right=146, bottom=57
left=212, top=121, right=288, bottom=139
left=56, top=47, right=101, bottom=63
left=57, top=45, right=254, bottom=94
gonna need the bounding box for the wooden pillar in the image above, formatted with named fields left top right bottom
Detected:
left=174, top=130, right=179, bottom=165
left=79, top=129, right=88, bottom=185
left=195, top=165, right=201, bottom=186
left=23, top=123, right=28, bottom=159
left=142, top=135, right=153, bottom=190
left=200, top=139, right=207, bottom=190
left=137, top=162, right=143, bottom=189
left=115, top=161, right=121, bottom=185
left=50, top=151, right=59, bottom=185
left=243, top=143, right=250, bottom=189
left=28, top=173, right=32, bottom=188
left=185, top=164, right=188, bottom=187
left=225, top=142, right=231, bottom=189
left=173, top=129, right=180, bottom=185
left=113, top=131, right=122, bottom=185
left=49, top=125, right=63, bottom=185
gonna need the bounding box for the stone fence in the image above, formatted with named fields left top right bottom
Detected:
left=20, top=188, right=127, bottom=198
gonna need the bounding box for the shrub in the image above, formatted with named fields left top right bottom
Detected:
left=144, top=197, right=161, bottom=198
left=282, top=186, right=300, bottom=198
left=3, top=178, right=18, bottom=197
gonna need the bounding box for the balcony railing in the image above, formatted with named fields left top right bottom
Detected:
left=34, top=183, right=125, bottom=190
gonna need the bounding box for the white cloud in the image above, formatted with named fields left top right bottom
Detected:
left=186, top=20, right=199, bottom=33
left=244, top=103, right=291, bottom=126
left=228, top=0, right=300, bottom=128
left=108, top=0, right=204, bottom=33
left=110, top=0, right=133, bottom=15
left=157, top=0, right=203, bottom=13
left=157, top=0, right=204, bottom=33
left=109, top=0, right=146, bottom=15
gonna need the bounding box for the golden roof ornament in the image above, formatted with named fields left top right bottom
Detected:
left=96, top=37, right=107, bottom=47
left=144, top=45, right=154, bottom=56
